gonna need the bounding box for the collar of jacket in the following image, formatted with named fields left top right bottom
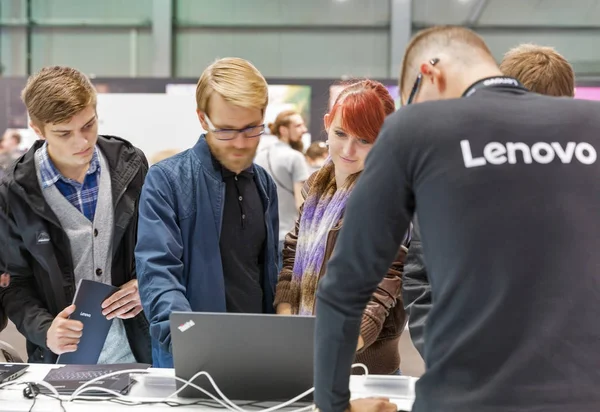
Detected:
left=192, top=134, right=263, bottom=182
left=7, top=135, right=143, bottom=223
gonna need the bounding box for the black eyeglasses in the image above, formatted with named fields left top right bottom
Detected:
left=204, top=114, right=266, bottom=141
left=405, top=58, right=440, bottom=106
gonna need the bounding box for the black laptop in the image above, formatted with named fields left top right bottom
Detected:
left=170, top=312, right=315, bottom=402
left=0, top=363, right=29, bottom=383
left=42, top=363, right=151, bottom=395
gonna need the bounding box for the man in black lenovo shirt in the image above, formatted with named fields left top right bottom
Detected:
left=313, top=26, right=600, bottom=412
left=404, top=43, right=578, bottom=357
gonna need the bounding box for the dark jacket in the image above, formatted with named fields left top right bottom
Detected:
left=402, top=217, right=430, bottom=357
left=273, top=172, right=410, bottom=375
left=135, top=135, right=280, bottom=368
left=0, top=135, right=152, bottom=364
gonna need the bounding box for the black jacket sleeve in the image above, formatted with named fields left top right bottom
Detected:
left=0, top=187, right=54, bottom=349
left=402, top=217, right=431, bottom=357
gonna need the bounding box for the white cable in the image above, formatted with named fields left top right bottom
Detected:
left=0, top=379, right=61, bottom=398
left=16, top=363, right=370, bottom=411
left=71, top=368, right=313, bottom=412
left=164, top=369, right=315, bottom=412
left=70, top=368, right=149, bottom=399
left=351, top=363, right=369, bottom=376
left=70, top=368, right=240, bottom=409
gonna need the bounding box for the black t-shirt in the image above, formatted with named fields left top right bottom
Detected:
left=219, top=167, right=266, bottom=313
left=314, top=84, right=600, bottom=412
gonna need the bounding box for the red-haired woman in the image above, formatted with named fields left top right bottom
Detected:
left=274, top=79, right=411, bottom=375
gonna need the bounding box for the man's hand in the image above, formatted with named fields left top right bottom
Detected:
left=0, top=273, right=10, bottom=288
left=276, top=303, right=292, bottom=315
left=356, top=335, right=365, bottom=351
left=348, top=397, right=398, bottom=412
left=101, top=279, right=143, bottom=320
left=46, top=305, right=83, bottom=355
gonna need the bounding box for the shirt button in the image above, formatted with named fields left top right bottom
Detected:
left=96, top=268, right=103, bottom=276
left=234, top=176, right=238, bottom=181
left=94, top=229, right=98, bottom=237
left=242, top=214, right=246, bottom=220
left=238, top=196, right=243, bottom=201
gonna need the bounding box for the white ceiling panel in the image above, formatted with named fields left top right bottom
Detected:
left=478, top=0, right=600, bottom=26
left=412, top=0, right=476, bottom=25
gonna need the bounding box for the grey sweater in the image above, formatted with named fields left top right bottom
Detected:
left=36, top=147, right=135, bottom=364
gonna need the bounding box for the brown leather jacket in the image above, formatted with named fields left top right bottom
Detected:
left=274, top=174, right=410, bottom=374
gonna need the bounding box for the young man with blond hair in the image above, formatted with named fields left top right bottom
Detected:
left=500, top=43, right=575, bottom=97
left=0, top=66, right=151, bottom=364
left=313, top=25, right=600, bottom=412
left=135, top=57, right=280, bottom=368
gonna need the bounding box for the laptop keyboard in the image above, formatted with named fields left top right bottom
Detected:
left=46, top=368, right=119, bottom=382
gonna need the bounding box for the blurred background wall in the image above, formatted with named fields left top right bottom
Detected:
left=1, top=0, right=599, bottom=80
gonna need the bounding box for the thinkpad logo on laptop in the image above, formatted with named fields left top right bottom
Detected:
left=178, top=320, right=195, bottom=332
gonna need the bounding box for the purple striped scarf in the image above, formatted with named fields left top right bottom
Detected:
left=291, top=160, right=356, bottom=315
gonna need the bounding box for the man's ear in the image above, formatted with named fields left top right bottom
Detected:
left=197, top=110, right=208, bottom=131
left=30, top=122, right=46, bottom=140
left=420, top=62, right=446, bottom=96
left=431, top=67, right=447, bottom=95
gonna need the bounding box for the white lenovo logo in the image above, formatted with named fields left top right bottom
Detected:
left=461, top=140, right=597, bottom=168
left=80, top=312, right=91, bottom=318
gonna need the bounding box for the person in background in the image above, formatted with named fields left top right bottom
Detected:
left=305, top=141, right=328, bottom=174
left=149, top=148, right=181, bottom=165
left=0, top=66, right=151, bottom=364
left=274, top=80, right=411, bottom=376
left=404, top=43, right=577, bottom=357
left=0, top=130, right=23, bottom=179
left=255, top=110, right=310, bottom=251
left=136, top=57, right=280, bottom=368
left=500, top=43, right=575, bottom=97
left=0, top=130, right=22, bottom=154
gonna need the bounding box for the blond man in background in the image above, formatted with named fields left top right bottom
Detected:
left=500, top=43, right=575, bottom=97
left=135, top=57, right=281, bottom=368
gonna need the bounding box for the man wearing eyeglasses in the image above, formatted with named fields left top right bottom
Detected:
left=135, top=57, right=280, bottom=368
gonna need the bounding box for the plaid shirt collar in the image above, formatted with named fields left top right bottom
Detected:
left=38, top=142, right=101, bottom=189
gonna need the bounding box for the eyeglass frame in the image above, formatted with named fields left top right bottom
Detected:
left=405, top=58, right=440, bottom=106
left=203, top=113, right=266, bottom=141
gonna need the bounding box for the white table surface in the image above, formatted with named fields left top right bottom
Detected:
left=0, top=364, right=416, bottom=412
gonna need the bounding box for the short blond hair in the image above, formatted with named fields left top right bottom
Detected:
left=196, top=57, right=268, bottom=115
left=399, top=26, right=494, bottom=95
left=21, top=66, right=96, bottom=128
left=500, top=44, right=575, bottom=97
